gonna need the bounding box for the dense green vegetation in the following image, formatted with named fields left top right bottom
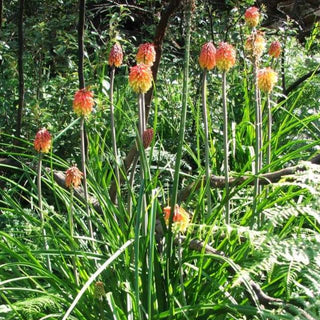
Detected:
left=1, top=0, right=320, bottom=319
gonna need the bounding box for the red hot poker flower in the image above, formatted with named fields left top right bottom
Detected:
left=143, top=128, right=154, bottom=149
left=73, top=88, right=94, bottom=117
left=257, top=67, right=278, bottom=93
left=108, top=43, right=123, bottom=67
left=136, top=43, right=156, bottom=66
left=34, top=128, right=51, bottom=154
left=199, top=42, right=216, bottom=70
left=244, top=6, right=260, bottom=28
left=215, top=42, right=236, bottom=72
left=163, top=205, right=190, bottom=233
left=65, top=165, right=83, bottom=189
left=268, top=41, right=282, bottom=59
left=129, top=64, right=153, bottom=94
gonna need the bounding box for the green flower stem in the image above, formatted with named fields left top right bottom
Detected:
left=109, top=66, right=120, bottom=201
left=201, top=69, right=212, bottom=215
left=80, top=117, right=94, bottom=241
left=37, top=152, right=52, bottom=271
left=138, top=93, right=147, bottom=235
left=267, top=94, right=272, bottom=170
left=222, top=71, right=230, bottom=224
left=167, top=0, right=192, bottom=306
left=69, top=189, right=79, bottom=286
left=128, top=155, right=139, bottom=218
left=252, top=55, right=261, bottom=223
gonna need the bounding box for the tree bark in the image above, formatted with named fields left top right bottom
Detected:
left=0, top=0, right=3, bottom=30
left=78, top=0, right=85, bottom=89
left=16, top=0, right=25, bottom=139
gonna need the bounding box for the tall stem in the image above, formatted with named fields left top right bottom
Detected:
left=253, top=54, right=262, bottom=223
left=167, top=0, right=192, bottom=301
left=80, top=117, right=94, bottom=240
left=267, top=94, right=272, bottom=170
left=201, top=69, right=212, bottom=215
left=222, top=71, right=230, bottom=224
left=137, top=93, right=147, bottom=235
left=110, top=67, right=120, bottom=200
left=69, top=190, right=79, bottom=286
left=37, top=153, right=52, bottom=271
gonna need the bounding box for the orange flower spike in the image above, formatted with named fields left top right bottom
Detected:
left=136, top=43, right=156, bottom=66
left=215, top=42, right=236, bottom=72
left=257, top=67, right=278, bottom=93
left=34, top=128, right=52, bottom=154
left=108, top=43, right=123, bottom=67
left=163, top=205, right=189, bottom=233
left=245, top=32, right=266, bottom=58
left=268, top=41, right=282, bottom=59
left=244, top=6, right=260, bottom=28
left=129, top=64, right=153, bottom=94
left=142, top=128, right=154, bottom=149
left=73, top=88, right=94, bottom=117
left=199, top=42, right=216, bottom=70
left=65, top=165, right=83, bottom=189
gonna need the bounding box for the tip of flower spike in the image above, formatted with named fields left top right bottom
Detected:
left=143, top=128, right=154, bottom=149
left=199, top=42, right=216, bottom=70
left=268, top=41, right=282, bottom=59
left=73, top=88, right=94, bottom=117
left=129, top=64, right=153, bottom=94
left=136, top=43, right=156, bottom=66
left=108, top=43, right=123, bottom=67
left=34, top=128, right=52, bottom=154
left=244, top=6, right=260, bottom=28
left=215, top=42, right=236, bottom=72
left=65, top=165, right=83, bottom=189
left=94, top=281, right=106, bottom=300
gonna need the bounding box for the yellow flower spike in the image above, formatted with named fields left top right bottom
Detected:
left=129, top=64, right=153, bottom=94
left=245, top=6, right=260, bottom=28
left=257, top=67, right=278, bottom=93
left=245, top=32, right=266, bottom=58
left=73, top=88, right=94, bottom=117
left=136, top=43, right=156, bottom=66
left=215, top=42, right=236, bottom=72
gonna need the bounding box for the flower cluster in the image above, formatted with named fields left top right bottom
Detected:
left=268, top=40, right=282, bottom=59
left=257, top=67, right=278, bottom=93
left=65, top=165, right=83, bottom=189
left=215, top=42, right=236, bottom=72
left=73, top=88, right=94, bottom=117
left=142, top=128, right=154, bottom=149
left=199, top=42, right=216, bottom=70
left=108, top=43, right=123, bottom=67
left=136, top=43, right=156, bottom=66
left=245, top=32, right=266, bottom=58
left=244, top=6, right=260, bottom=28
left=163, top=205, right=190, bottom=233
left=129, top=64, right=153, bottom=94
left=34, top=128, right=51, bottom=154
